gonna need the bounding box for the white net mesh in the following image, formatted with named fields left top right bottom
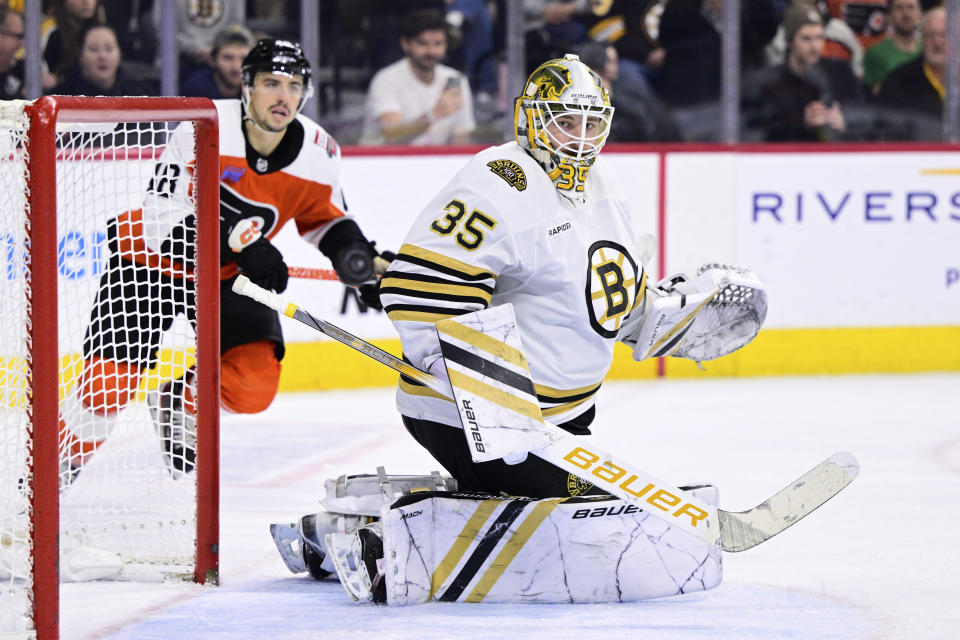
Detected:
left=0, top=101, right=210, bottom=635
left=0, top=102, right=32, bottom=635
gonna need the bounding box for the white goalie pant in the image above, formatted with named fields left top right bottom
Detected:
left=380, top=486, right=722, bottom=605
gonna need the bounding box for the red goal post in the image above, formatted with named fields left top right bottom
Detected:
left=1, top=97, right=220, bottom=639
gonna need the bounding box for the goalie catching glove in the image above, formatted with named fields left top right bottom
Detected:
left=620, top=263, right=768, bottom=362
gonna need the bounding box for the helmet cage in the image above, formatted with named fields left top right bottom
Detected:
left=527, top=100, right=614, bottom=161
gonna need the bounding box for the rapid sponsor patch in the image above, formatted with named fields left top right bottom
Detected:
left=487, top=159, right=527, bottom=191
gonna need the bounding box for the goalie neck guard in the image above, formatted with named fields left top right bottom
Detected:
left=514, top=54, right=614, bottom=201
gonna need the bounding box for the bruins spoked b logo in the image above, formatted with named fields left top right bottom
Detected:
left=585, top=241, right=641, bottom=338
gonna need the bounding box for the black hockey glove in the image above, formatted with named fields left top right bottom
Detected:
left=332, top=242, right=376, bottom=286
left=358, top=248, right=396, bottom=311
left=223, top=213, right=289, bottom=293
left=319, top=219, right=385, bottom=286
left=235, top=236, right=289, bottom=293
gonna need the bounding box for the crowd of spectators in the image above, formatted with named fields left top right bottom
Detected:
left=0, top=0, right=954, bottom=144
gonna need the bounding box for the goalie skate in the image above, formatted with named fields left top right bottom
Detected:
left=270, top=512, right=372, bottom=580
left=270, top=469, right=455, bottom=581
left=326, top=522, right=386, bottom=604
left=148, top=375, right=197, bottom=478
left=269, top=522, right=307, bottom=574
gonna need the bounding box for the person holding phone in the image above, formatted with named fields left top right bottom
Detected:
left=360, top=9, right=476, bottom=146
left=742, top=4, right=863, bottom=141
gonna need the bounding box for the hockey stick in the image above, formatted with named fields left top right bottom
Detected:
left=288, top=266, right=340, bottom=281
left=231, top=275, right=859, bottom=551
left=232, top=275, right=447, bottom=396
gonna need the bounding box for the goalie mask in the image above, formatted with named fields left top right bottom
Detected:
left=241, top=39, right=315, bottom=117
left=515, top=54, right=614, bottom=199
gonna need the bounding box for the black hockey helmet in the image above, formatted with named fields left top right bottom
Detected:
left=241, top=39, right=314, bottom=109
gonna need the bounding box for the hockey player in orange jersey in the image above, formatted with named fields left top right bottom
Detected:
left=59, top=39, right=391, bottom=484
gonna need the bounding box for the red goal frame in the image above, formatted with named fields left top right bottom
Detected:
left=23, top=96, right=220, bottom=640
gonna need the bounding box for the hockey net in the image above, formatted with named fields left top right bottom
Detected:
left=0, top=97, right=220, bottom=638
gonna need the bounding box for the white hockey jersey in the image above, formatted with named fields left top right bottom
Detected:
left=381, top=142, right=645, bottom=433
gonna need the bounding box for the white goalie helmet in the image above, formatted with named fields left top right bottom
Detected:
left=515, top=54, right=614, bottom=194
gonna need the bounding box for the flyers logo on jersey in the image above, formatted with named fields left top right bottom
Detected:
left=487, top=159, right=527, bottom=191
left=585, top=240, right=641, bottom=339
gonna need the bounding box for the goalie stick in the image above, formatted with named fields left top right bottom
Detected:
left=231, top=275, right=859, bottom=552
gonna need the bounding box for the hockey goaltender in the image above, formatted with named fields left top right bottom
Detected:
left=264, top=54, right=857, bottom=605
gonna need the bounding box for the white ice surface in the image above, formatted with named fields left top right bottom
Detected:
left=60, top=373, right=960, bottom=639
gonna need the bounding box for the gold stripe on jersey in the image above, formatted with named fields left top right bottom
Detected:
left=447, top=369, right=543, bottom=422
left=380, top=274, right=494, bottom=308
left=399, top=377, right=455, bottom=402
left=542, top=395, right=594, bottom=418
left=437, top=322, right=527, bottom=370
left=387, top=307, right=465, bottom=324
left=429, top=499, right=502, bottom=601
left=464, top=499, right=562, bottom=603
left=395, top=244, right=497, bottom=282
left=534, top=380, right=603, bottom=402
left=631, top=270, right=648, bottom=311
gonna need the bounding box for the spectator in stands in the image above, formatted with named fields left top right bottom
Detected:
left=43, top=0, right=106, bottom=87
left=824, top=0, right=888, bottom=52
left=576, top=40, right=681, bottom=142
left=579, top=0, right=668, bottom=92
left=743, top=4, right=864, bottom=141
left=0, top=5, right=25, bottom=100
left=181, top=25, right=255, bottom=99
left=101, top=0, right=156, bottom=65
left=876, top=7, right=947, bottom=139
left=524, top=0, right=591, bottom=64
left=765, top=0, right=865, bottom=79
left=863, top=0, right=921, bottom=96
left=657, top=0, right=779, bottom=107
left=53, top=24, right=151, bottom=96
left=447, top=0, right=497, bottom=95
left=152, top=0, right=245, bottom=73
left=360, top=9, right=475, bottom=145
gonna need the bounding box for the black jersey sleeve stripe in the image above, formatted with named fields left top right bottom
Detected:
left=384, top=270, right=495, bottom=294
left=380, top=286, right=491, bottom=306
left=394, top=252, right=496, bottom=283
left=384, top=303, right=480, bottom=316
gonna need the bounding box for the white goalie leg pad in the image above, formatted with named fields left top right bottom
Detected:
left=319, top=469, right=456, bottom=516
left=380, top=487, right=722, bottom=605
left=621, top=264, right=768, bottom=362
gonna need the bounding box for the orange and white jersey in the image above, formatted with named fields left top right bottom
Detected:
left=120, top=99, right=350, bottom=279
left=381, top=142, right=645, bottom=431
